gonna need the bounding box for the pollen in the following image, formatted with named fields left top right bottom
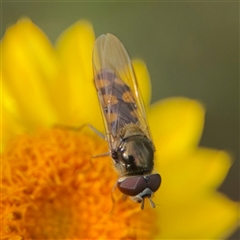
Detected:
left=1, top=128, right=158, bottom=239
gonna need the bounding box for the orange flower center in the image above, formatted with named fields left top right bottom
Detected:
left=1, top=128, right=158, bottom=239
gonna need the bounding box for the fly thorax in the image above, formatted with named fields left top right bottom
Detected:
left=120, top=123, right=145, bottom=138
left=118, top=135, right=154, bottom=175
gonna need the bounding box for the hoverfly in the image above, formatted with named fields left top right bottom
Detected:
left=92, top=34, right=161, bottom=209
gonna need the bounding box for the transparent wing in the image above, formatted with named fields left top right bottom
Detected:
left=92, top=33, right=151, bottom=149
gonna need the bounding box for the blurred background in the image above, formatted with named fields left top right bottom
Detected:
left=2, top=1, right=239, bottom=239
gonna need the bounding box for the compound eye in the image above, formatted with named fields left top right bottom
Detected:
left=117, top=176, right=147, bottom=196
left=148, top=173, right=161, bottom=192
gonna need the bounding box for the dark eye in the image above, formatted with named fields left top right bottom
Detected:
left=117, top=176, right=147, bottom=196
left=147, top=174, right=161, bottom=192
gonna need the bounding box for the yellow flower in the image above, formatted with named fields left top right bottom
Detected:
left=1, top=18, right=239, bottom=239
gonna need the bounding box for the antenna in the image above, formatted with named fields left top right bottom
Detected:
left=148, top=197, right=155, bottom=208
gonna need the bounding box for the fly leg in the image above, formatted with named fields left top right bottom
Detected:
left=109, top=180, right=129, bottom=214
left=54, top=123, right=109, bottom=163
left=54, top=123, right=105, bottom=139
left=109, top=181, right=118, bottom=214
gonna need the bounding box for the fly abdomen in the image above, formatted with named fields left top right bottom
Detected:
left=95, top=69, right=139, bottom=135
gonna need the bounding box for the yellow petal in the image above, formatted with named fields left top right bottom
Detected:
left=157, top=194, right=239, bottom=239
left=156, top=148, right=233, bottom=204
left=55, top=21, right=103, bottom=130
left=149, top=97, right=204, bottom=158
left=132, top=59, right=151, bottom=107
left=1, top=106, right=25, bottom=150
left=2, top=18, right=59, bottom=130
